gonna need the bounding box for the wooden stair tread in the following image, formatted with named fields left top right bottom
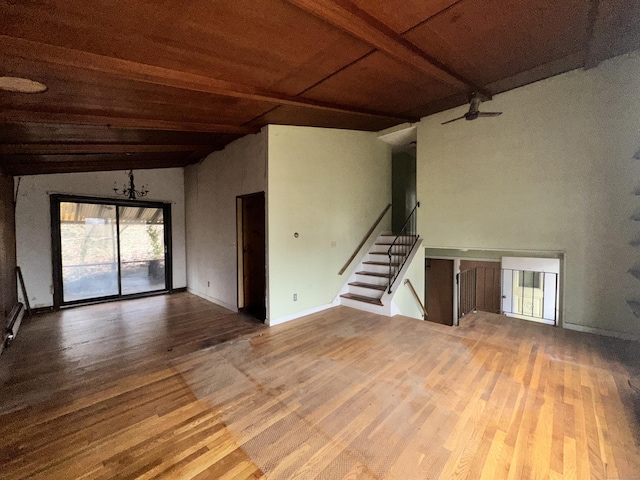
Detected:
left=375, top=242, right=414, bottom=246
left=348, top=282, right=386, bottom=291
left=370, top=251, right=407, bottom=256
left=340, top=293, right=383, bottom=306
left=356, top=271, right=389, bottom=278
left=379, top=234, right=416, bottom=238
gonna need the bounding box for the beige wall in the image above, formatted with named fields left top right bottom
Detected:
left=14, top=168, right=186, bottom=308
left=417, top=51, right=640, bottom=338
left=267, top=125, right=391, bottom=324
left=185, top=131, right=267, bottom=311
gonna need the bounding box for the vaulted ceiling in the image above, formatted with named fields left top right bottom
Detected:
left=1, top=0, right=639, bottom=176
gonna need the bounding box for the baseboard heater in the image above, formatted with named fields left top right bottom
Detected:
left=1, top=303, right=25, bottom=356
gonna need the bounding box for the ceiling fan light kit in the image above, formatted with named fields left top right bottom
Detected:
left=442, top=93, right=502, bottom=125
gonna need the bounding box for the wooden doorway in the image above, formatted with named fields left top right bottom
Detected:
left=425, top=258, right=454, bottom=326
left=459, top=260, right=501, bottom=314
left=237, top=192, right=266, bottom=321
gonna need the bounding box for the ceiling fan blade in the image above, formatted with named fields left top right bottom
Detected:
left=477, top=111, right=502, bottom=117
left=441, top=115, right=466, bottom=125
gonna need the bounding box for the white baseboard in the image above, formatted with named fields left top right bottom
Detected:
left=268, top=300, right=338, bottom=326
left=563, top=323, right=640, bottom=342
left=186, top=288, right=238, bottom=312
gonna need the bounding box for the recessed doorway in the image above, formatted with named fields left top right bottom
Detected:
left=236, top=192, right=266, bottom=321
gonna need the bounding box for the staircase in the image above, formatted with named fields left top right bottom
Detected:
left=340, top=234, right=416, bottom=308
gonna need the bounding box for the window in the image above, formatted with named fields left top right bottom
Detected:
left=517, top=271, right=541, bottom=289
left=51, top=195, right=172, bottom=306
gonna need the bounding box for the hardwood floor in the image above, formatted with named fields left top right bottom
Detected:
left=1, top=293, right=639, bottom=479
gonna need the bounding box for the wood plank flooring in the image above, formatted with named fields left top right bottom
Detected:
left=0, top=292, right=639, bottom=479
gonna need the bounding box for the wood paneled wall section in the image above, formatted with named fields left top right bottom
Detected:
left=460, top=260, right=502, bottom=314
left=0, top=172, right=17, bottom=319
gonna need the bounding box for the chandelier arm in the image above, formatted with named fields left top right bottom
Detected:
left=113, top=170, right=149, bottom=200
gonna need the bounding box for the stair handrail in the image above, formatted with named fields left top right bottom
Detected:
left=404, top=279, right=428, bottom=318
left=338, top=204, right=391, bottom=275
left=387, top=202, right=420, bottom=293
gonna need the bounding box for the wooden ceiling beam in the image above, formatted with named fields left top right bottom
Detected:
left=584, top=0, right=602, bottom=68
left=1, top=155, right=190, bottom=165
left=0, top=122, right=239, bottom=146
left=0, top=144, right=212, bottom=155
left=0, top=152, right=201, bottom=176
left=2, top=157, right=198, bottom=176
left=584, top=0, right=640, bottom=69
left=408, top=52, right=586, bottom=120
left=284, top=0, right=491, bottom=99
left=0, top=110, right=257, bottom=134
left=1, top=35, right=416, bottom=123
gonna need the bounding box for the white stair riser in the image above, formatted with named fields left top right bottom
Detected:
left=348, top=285, right=384, bottom=298
left=378, top=235, right=416, bottom=243
left=370, top=244, right=412, bottom=254
left=340, top=297, right=385, bottom=314
left=362, top=263, right=393, bottom=274
left=355, top=273, right=388, bottom=286
left=367, top=253, right=406, bottom=263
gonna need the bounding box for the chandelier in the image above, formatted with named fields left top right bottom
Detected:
left=113, top=170, right=149, bottom=200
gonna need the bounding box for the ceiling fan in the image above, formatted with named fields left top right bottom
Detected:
left=441, top=94, right=502, bottom=125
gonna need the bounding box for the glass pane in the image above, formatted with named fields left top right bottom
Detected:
left=118, top=206, right=166, bottom=295
left=60, top=202, right=119, bottom=302
left=517, top=271, right=541, bottom=288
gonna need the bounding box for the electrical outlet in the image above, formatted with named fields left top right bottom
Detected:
left=331, top=241, right=336, bottom=247
left=293, top=293, right=297, bottom=301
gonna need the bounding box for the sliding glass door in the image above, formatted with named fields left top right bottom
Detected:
left=59, top=202, right=119, bottom=302
left=118, top=206, right=166, bottom=295
left=52, top=196, right=172, bottom=307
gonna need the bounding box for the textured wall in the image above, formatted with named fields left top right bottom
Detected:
left=184, top=131, right=267, bottom=311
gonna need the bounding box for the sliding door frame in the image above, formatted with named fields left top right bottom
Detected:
left=51, top=194, right=173, bottom=309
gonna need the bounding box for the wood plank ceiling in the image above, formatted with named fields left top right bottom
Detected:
left=1, top=0, right=639, bottom=176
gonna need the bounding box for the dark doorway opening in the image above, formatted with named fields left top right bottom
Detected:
left=425, top=258, right=454, bottom=326
left=392, top=151, right=417, bottom=234
left=237, top=192, right=266, bottom=322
